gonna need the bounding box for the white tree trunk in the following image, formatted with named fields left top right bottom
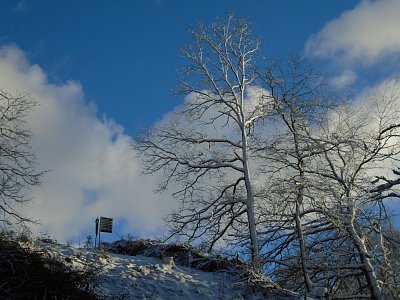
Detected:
left=348, top=210, right=382, bottom=300
left=295, top=194, right=313, bottom=293
left=239, top=50, right=261, bottom=271
left=242, top=121, right=261, bottom=271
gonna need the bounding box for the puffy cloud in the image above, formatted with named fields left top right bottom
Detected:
left=0, top=45, right=175, bottom=241
left=305, top=0, right=400, bottom=66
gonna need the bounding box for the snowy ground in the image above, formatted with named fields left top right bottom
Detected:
left=34, top=240, right=288, bottom=300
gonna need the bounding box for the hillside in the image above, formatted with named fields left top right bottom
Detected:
left=0, top=236, right=301, bottom=299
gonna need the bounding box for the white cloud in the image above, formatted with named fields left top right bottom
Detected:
left=0, top=45, right=176, bottom=241
left=329, top=69, right=358, bottom=89
left=305, top=0, right=400, bottom=66
left=1, top=42, right=398, bottom=241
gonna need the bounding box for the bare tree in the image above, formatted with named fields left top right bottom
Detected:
left=0, top=89, right=42, bottom=225
left=136, top=14, right=400, bottom=298
left=301, top=85, right=400, bottom=299
left=256, top=61, right=400, bottom=299
left=135, top=14, right=270, bottom=270
left=255, top=57, right=329, bottom=294
left=369, top=172, right=400, bottom=298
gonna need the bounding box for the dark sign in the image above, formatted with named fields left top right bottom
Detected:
left=100, top=217, right=113, bottom=233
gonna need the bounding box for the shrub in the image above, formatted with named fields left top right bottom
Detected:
left=0, top=234, right=98, bottom=299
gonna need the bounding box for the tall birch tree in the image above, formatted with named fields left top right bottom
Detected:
left=136, top=15, right=269, bottom=270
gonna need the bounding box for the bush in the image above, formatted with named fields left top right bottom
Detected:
left=0, top=234, right=99, bottom=299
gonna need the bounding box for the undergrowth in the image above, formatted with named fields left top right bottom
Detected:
left=0, top=231, right=99, bottom=300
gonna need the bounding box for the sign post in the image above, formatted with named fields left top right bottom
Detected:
left=95, top=218, right=99, bottom=248
left=96, top=217, right=113, bottom=248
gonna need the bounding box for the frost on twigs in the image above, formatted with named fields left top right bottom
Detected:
left=231, top=267, right=300, bottom=299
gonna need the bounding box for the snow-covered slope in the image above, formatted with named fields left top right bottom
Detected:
left=35, top=240, right=299, bottom=300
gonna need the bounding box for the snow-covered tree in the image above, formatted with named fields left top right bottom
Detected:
left=136, top=14, right=400, bottom=298
left=255, top=61, right=400, bottom=299
left=307, top=88, right=400, bottom=299
left=136, top=14, right=270, bottom=270
left=255, top=56, right=327, bottom=294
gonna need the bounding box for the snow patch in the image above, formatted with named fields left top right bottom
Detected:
left=32, top=239, right=300, bottom=299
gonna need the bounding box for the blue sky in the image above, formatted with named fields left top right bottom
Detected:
left=1, top=0, right=360, bottom=135
left=0, top=0, right=400, bottom=242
